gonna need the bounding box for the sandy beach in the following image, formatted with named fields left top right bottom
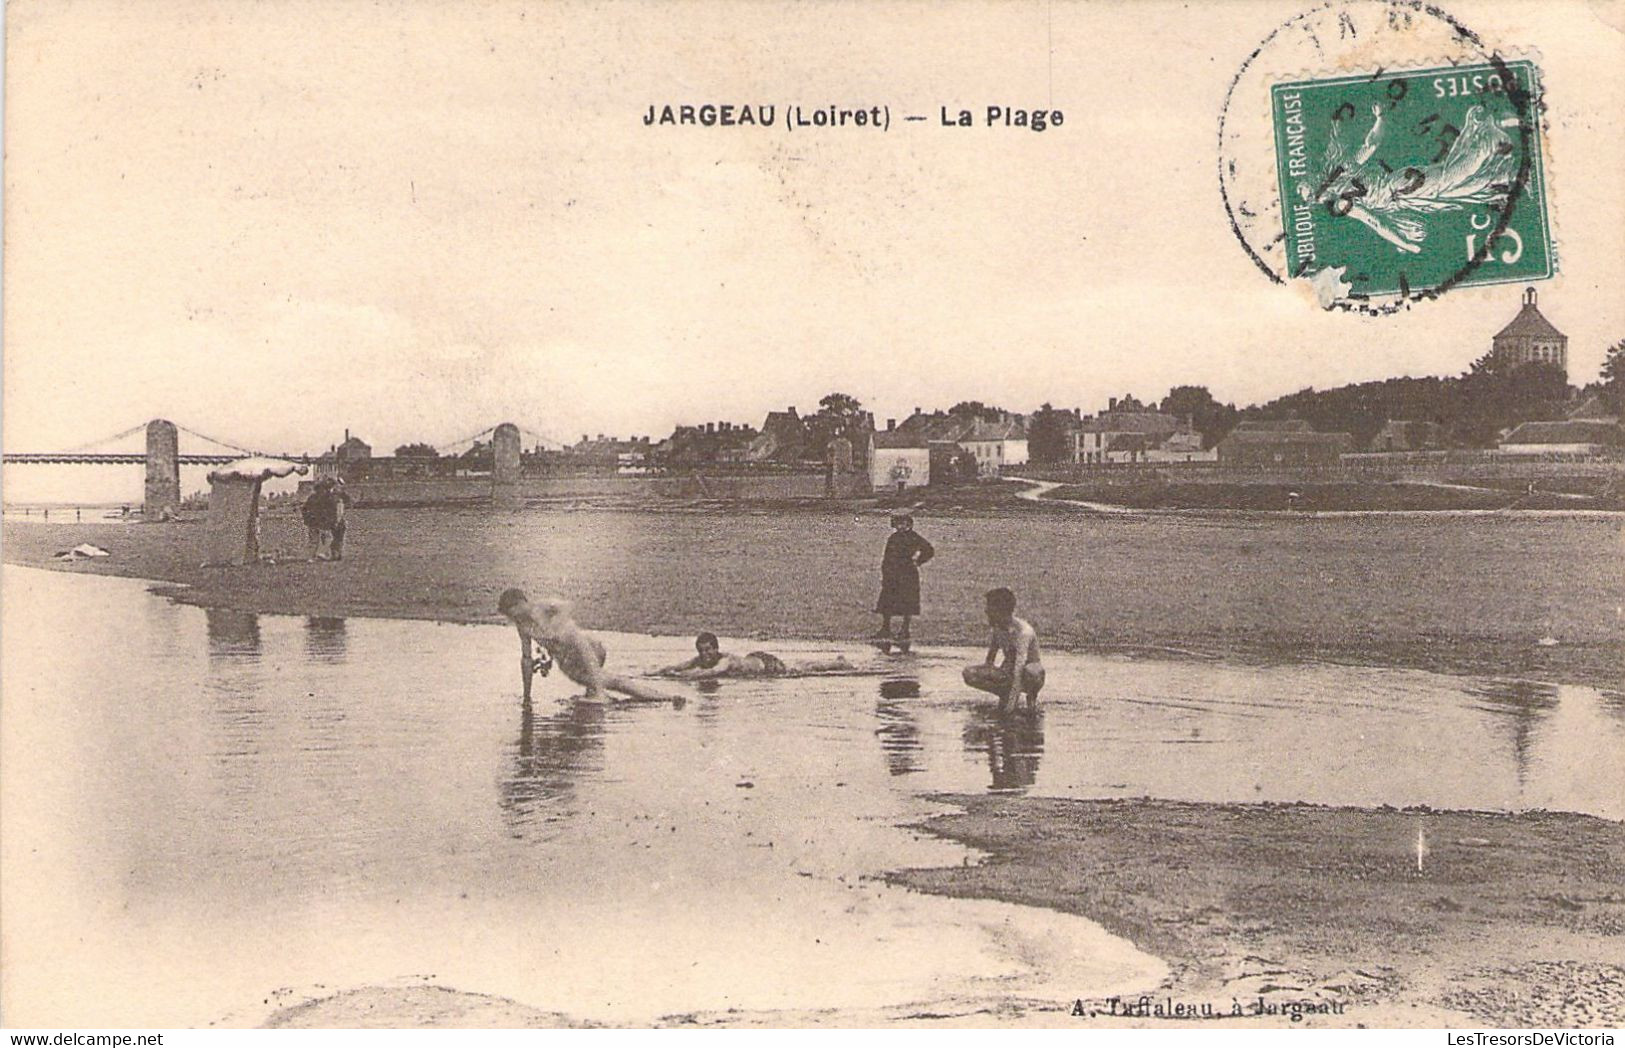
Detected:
left=4, top=503, right=1622, bottom=1027
left=891, top=795, right=1625, bottom=1028
left=4, top=501, right=1620, bottom=689
left=257, top=793, right=1625, bottom=1029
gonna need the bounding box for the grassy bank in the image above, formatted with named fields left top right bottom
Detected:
left=890, top=795, right=1625, bottom=1027
left=3, top=501, right=1619, bottom=688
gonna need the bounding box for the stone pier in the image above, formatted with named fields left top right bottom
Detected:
left=143, top=419, right=180, bottom=521
left=492, top=423, right=522, bottom=507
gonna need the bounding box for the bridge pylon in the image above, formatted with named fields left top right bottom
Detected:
left=144, top=420, right=180, bottom=522
left=492, top=423, right=522, bottom=508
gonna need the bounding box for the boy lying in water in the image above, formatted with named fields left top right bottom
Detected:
left=657, top=632, right=855, bottom=680
left=498, top=588, right=678, bottom=703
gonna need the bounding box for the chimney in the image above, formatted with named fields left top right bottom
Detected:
left=887, top=418, right=896, bottom=431
left=706, top=422, right=715, bottom=434
left=345, top=428, right=351, bottom=442
left=1109, top=397, right=1118, bottom=412
left=788, top=406, right=797, bottom=416
left=582, top=434, right=589, bottom=444
left=1525, top=286, right=1537, bottom=306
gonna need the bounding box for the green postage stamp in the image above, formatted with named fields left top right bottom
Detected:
left=1270, top=60, right=1552, bottom=307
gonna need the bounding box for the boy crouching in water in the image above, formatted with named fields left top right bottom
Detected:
left=963, top=587, right=1045, bottom=713
left=498, top=588, right=677, bottom=704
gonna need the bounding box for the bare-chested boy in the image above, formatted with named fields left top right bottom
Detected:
left=656, top=632, right=855, bottom=680
left=498, top=588, right=677, bottom=704
left=962, top=587, right=1045, bottom=713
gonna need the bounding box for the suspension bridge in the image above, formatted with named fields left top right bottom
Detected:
left=3, top=419, right=569, bottom=519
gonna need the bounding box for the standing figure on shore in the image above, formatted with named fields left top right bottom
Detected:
left=327, top=477, right=352, bottom=561
left=963, top=587, right=1045, bottom=713
left=301, top=477, right=345, bottom=561
left=874, top=514, right=934, bottom=653
left=497, top=588, right=678, bottom=704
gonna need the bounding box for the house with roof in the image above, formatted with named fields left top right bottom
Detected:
left=1144, top=429, right=1217, bottom=463
left=1071, top=400, right=1183, bottom=464
left=958, top=418, right=1029, bottom=477
left=1217, top=421, right=1353, bottom=468
left=893, top=409, right=970, bottom=443
left=1498, top=420, right=1623, bottom=455
left=657, top=421, right=758, bottom=468
left=312, top=429, right=373, bottom=481
left=568, top=434, right=653, bottom=471
left=1567, top=395, right=1619, bottom=424
left=868, top=429, right=931, bottom=491
left=1492, top=287, right=1568, bottom=376
left=748, top=406, right=812, bottom=463
left=1370, top=420, right=1446, bottom=452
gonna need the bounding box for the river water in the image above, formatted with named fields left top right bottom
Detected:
left=2, top=566, right=1620, bottom=1026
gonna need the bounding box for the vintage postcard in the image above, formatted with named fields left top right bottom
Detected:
left=2, top=0, right=1622, bottom=1034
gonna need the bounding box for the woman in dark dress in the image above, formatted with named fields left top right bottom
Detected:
left=875, top=514, right=934, bottom=651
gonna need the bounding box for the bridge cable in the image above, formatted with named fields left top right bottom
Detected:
left=434, top=426, right=497, bottom=453
left=60, top=423, right=150, bottom=454
left=173, top=424, right=263, bottom=458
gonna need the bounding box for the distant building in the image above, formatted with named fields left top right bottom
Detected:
left=658, top=421, right=758, bottom=468
left=337, top=430, right=372, bottom=464
left=748, top=406, right=811, bottom=463
left=869, top=430, right=930, bottom=491
left=313, top=429, right=372, bottom=481
left=1491, top=287, right=1567, bottom=376
left=958, top=418, right=1029, bottom=477
left=1567, top=395, right=1619, bottom=424
left=1498, top=420, right=1623, bottom=455
left=1370, top=420, right=1445, bottom=452
left=1217, top=425, right=1353, bottom=468
left=1145, top=429, right=1217, bottom=463
left=895, top=408, right=968, bottom=443
left=1231, top=419, right=1313, bottom=433
left=567, top=434, right=652, bottom=470
left=1072, top=402, right=1182, bottom=464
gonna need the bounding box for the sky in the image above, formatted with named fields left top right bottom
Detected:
left=4, top=0, right=1622, bottom=460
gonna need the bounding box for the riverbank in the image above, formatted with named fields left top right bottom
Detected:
left=4, top=502, right=1619, bottom=689
left=888, top=795, right=1625, bottom=1028
left=254, top=793, right=1625, bottom=1028
left=1040, top=480, right=1625, bottom=512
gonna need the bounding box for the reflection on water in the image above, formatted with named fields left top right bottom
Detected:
left=875, top=679, right=922, bottom=776
left=500, top=699, right=606, bottom=839
left=303, top=617, right=349, bottom=662
left=205, top=608, right=261, bottom=658
left=1466, top=678, right=1560, bottom=790
left=963, top=706, right=1045, bottom=793
left=5, top=565, right=1623, bottom=1027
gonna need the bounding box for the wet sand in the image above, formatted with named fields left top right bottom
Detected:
left=5, top=505, right=1622, bottom=1028
left=4, top=502, right=1620, bottom=689
left=889, top=795, right=1625, bottom=1028
left=259, top=792, right=1625, bottom=1028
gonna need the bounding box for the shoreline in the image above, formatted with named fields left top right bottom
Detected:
left=887, top=794, right=1625, bottom=1028
left=252, top=793, right=1625, bottom=1029
left=7, top=553, right=1615, bottom=693
left=6, top=552, right=1621, bottom=1028
left=4, top=507, right=1620, bottom=691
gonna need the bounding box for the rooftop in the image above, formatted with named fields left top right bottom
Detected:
left=1494, top=288, right=1565, bottom=342
left=1501, top=420, right=1622, bottom=446
left=1077, top=411, right=1182, bottom=435
left=1220, top=429, right=1352, bottom=445
left=961, top=418, right=1027, bottom=442
left=872, top=430, right=930, bottom=450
